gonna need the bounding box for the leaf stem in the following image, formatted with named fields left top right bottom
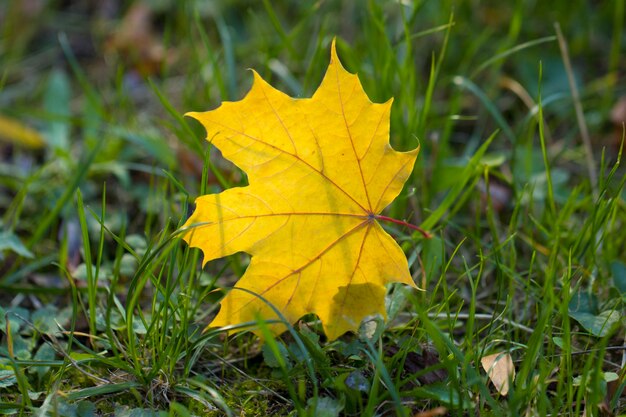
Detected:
left=375, top=215, right=432, bottom=238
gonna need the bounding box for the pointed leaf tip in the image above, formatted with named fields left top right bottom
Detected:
left=329, top=37, right=347, bottom=73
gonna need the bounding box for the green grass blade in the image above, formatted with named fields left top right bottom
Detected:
left=421, top=130, right=498, bottom=230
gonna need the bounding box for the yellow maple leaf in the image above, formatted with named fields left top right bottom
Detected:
left=183, top=40, right=420, bottom=340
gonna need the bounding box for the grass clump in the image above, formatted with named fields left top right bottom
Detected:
left=1, top=0, right=625, bottom=416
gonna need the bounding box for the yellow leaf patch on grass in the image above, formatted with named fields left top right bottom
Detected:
left=0, top=115, right=45, bottom=149
left=182, top=40, right=420, bottom=340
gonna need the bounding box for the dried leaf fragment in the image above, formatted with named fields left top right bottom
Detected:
left=481, top=351, right=515, bottom=395
left=0, top=115, right=45, bottom=149
left=105, top=3, right=167, bottom=76
left=413, top=407, right=448, bottom=417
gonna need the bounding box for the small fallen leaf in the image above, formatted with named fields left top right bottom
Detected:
left=105, top=3, right=167, bottom=76
left=0, top=114, right=45, bottom=149
left=183, top=40, right=420, bottom=340
left=385, top=345, right=448, bottom=386
left=610, top=96, right=626, bottom=125
left=610, top=96, right=626, bottom=149
left=481, top=351, right=515, bottom=396
left=478, top=177, right=511, bottom=213
left=413, top=406, right=448, bottom=417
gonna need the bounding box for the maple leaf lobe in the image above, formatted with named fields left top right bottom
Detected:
left=183, top=39, right=419, bottom=340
